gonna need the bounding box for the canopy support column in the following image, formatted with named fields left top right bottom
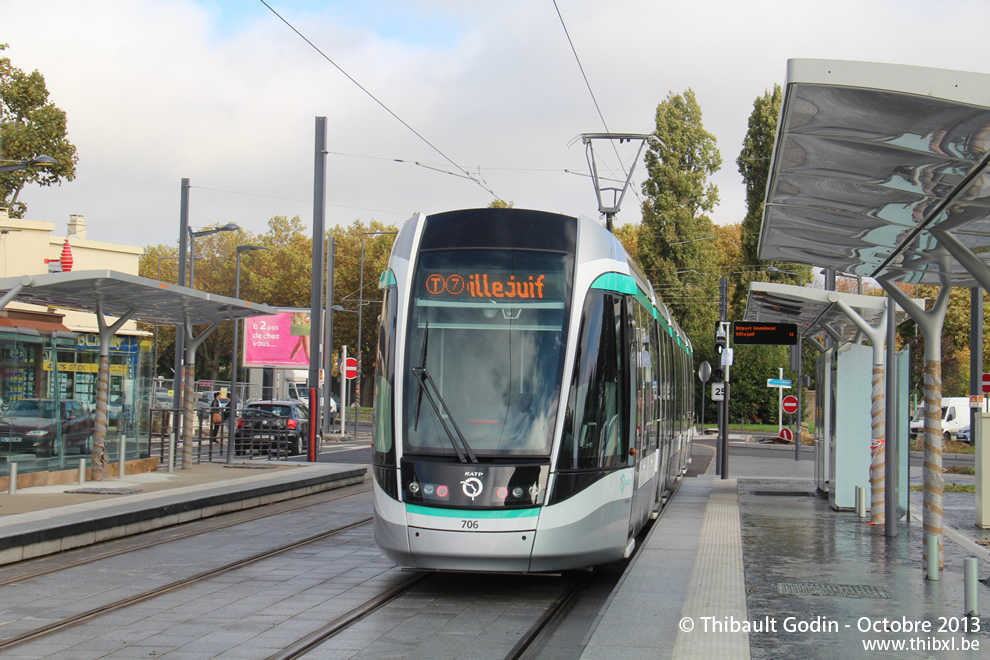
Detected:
left=881, top=269, right=951, bottom=572
left=806, top=336, right=827, bottom=354
left=0, top=278, right=29, bottom=311
left=931, top=229, right=990, bottom=293
left=181, top=322, right=218, bottom=470
left=92, top=303, right=136, bottom=481
left=831, top=295, right=890, bottom=523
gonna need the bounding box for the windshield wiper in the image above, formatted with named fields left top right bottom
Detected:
left=412, top=366, right=478, bottom=463
left=411, top=324, right=477, bottom=463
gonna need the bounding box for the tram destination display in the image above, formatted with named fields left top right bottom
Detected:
left=732, top=321, right=798, bottom=345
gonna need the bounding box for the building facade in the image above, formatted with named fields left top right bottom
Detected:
left=1, top=208, right=153, bottom=476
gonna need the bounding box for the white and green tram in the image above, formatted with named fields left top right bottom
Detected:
left=372, top=208, right=695, bottom=572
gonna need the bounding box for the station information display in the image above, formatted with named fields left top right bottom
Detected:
left=732, top=321, right=798, bottom=345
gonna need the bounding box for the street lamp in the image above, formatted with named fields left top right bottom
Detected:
left=188, top=222, right=240, bottom=289
left=226, top=244, right=269, bottom=464
left=0, top=155, right=56, bottom=174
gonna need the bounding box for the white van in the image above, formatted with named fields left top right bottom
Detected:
left=909, top=396, right=970, bottom=442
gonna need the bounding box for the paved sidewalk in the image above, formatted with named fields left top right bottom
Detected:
left=0, top=460, right=368, bottom=565
left=584, top=439, right=990, bottom=659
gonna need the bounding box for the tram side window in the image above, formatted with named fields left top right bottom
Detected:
left=373, top=286, right=397, bottom=464
left=560, top=292, right=626, bottom=470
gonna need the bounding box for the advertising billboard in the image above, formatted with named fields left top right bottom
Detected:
left=242, top=308, right=312, bottom=368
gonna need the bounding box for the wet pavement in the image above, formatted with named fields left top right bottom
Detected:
left=584, top=436, right=990, bottom=659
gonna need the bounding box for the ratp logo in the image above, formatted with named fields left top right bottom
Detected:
left=619, top=474, right=632, bottom=493
left=461, top=477, right=484, bottom=501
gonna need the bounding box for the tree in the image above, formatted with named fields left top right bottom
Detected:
left=638, top=90, right=722, bottom=341
left=0, top=44, right=77, bottom=218
left=327, top=219, right=399, bottom=405
left=138, top=217, right=400, bottom=403
left=731, top=84, right=810, bottom=318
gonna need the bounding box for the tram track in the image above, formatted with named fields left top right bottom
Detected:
left=0, top=516, right=374, bottom=653
left=0, top=483, right=371, bottom=588
left=269, top=571, right=430, bottom=660
left=506, top=568, right=598, bottom=659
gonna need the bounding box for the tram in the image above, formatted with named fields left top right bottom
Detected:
left=371, top=208, right=695, bottom=572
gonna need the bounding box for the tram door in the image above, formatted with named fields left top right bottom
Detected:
left=628, top=299, right=655, bottom=535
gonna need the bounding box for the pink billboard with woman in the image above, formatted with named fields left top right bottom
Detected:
left=242, top=308, right=312, bottom=367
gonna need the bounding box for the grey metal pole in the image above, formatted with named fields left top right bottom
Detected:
left=309, top=117, right=327, bottom=457
left=795, top=335, right=803, bottom=461
left=971, top=287, right=983, bottom=443
left=173, top=178, right=189, bottom=413
left=322, top=236, right=335, bottom=435
left=721, top=278, right=729, bottom=479
left=226, top=251, right=243, bottom=465
left=357, top=235, right=365, bottom=408
left=885, top=294, right=898, bottom=535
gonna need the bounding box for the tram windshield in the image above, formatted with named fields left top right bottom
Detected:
left=404, top=249, right=571, bottom=458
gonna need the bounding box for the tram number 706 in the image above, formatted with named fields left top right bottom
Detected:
left=461, top=520, right=480, bottom=529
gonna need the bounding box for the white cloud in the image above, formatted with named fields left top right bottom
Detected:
left=3, top=0, right=990, bottom=249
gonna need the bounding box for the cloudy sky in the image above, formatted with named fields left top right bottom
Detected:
left=4, top=0, right=990, bottom=250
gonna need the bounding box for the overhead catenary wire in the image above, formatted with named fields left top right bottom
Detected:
left=552, top=0, right=644, bottom=210
left=259, top=0, right=504, bottom=203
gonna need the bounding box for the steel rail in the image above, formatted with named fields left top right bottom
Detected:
left=0, top=517, right=374, bottom=652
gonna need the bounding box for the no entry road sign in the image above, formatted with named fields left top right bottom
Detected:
left=779, top=427, right=793, bottom=442
left=782, top=395, right=799, bottom=415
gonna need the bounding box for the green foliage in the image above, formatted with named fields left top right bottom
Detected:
left=638, top=89, right=722, bottom=345
left=138, top=217, right=399, bottom=395
left=730, top=84, right=810, bottom=318
left=0, top=44, right=77, bottom=217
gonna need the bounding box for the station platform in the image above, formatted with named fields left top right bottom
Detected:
left=581, top=440, right=990, bottom=659
left=0, top=461, right=367, bottom=566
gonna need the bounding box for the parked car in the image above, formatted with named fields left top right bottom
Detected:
left=234, top=400, right=310, bottom=456
left=0, top=398, right=94, bottom=457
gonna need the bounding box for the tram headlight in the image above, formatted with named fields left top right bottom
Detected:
left=408, top=481, right=421, bottom=495
left=511, top=486, right=524, bottom=499
left=423, top=484, right=435, bottom=495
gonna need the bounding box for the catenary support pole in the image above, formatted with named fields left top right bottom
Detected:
left=322, top=236, right=335, bottom=435
left=173, top=179, right=190, bottom=416
left=309, top=116, right=327, bottom=459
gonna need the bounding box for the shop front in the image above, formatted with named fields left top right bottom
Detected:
left=0, top=309, right=153, bottom=479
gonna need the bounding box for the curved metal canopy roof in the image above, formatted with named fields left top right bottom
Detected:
left=743, top=281, right=917, bottom=341
left=759, top=59, right=990, bottom=287
left=0, top=270, right=276, bottom=326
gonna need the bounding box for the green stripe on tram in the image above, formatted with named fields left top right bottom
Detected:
left=591, top=272, right=691, bottom=356
left=590, top=272, right=637, bottom=295
left=406, top=504, right=540, bottom=519
left=379, top=270, right=397, bottom=288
